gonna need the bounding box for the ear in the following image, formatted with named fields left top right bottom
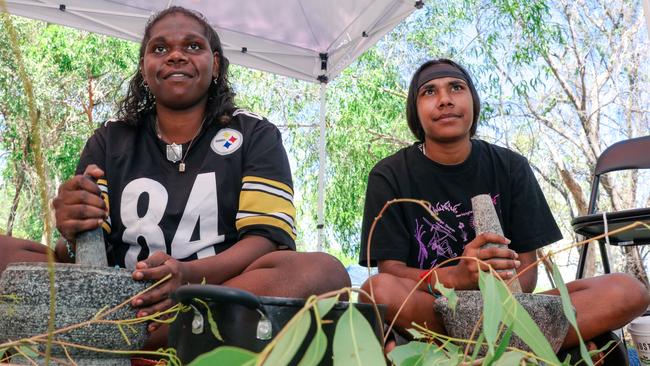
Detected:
left=212, top=52, right=220, bottom=79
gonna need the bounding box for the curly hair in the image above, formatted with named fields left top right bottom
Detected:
left=117, top=6, right=236, bottom=125
left=405, top=59, right=481, bottom=142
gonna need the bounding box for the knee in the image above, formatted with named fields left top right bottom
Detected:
left=0, top=235, right=48, bottom=273
left=606, top=273, right=650, bottom=314
left=360, top=273, right=396, bottom=306
left=282, top=251, right=350, bottom=291
left=309, top=252, right=351, bottom=289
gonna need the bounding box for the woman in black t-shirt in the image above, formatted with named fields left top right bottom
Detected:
left=359, top=59, right=649, bottom=351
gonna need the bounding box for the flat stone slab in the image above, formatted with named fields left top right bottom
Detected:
left=9, top=355, right=130, bottom=366
left=0, top=262, right=149, bottom=361
left=434, top=290, right=570, bottom=353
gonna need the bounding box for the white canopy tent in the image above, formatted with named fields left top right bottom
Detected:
left=3, top=0, right=422, bottom=250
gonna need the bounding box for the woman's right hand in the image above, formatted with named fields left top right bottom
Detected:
left=449, top=232, right=520, bottom=290
left=53, top=164, right=107, bottom=241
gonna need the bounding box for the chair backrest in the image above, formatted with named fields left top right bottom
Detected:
left=594, top=135, right=650, bottom=176
left=588, top=135, right=650, bottom=214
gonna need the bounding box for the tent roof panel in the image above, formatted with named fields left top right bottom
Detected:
left=5, top=0, right=419, bottom=83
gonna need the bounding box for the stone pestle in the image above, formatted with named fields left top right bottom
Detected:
left=75, top=225, right=109, bottom=267
left=471, top=194, right=522, bottom=293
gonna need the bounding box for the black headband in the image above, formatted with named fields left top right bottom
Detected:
left=417, top=63, right=469, bottom=90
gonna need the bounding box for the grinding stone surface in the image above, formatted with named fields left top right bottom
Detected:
left=0, top=262, right=150, bottom=359
left=10, top=355, right=130, bottom=366
left=433, top=290, right=570, bottom=353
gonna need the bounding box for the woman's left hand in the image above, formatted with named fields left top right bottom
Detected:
left=131, top=251, right=189, bottom=332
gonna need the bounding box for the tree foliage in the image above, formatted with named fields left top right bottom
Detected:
left=0, top=17, right=137, bottom=241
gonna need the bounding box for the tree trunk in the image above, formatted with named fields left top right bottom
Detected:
left=85, top=68, right=94, bottom=129
left=537, top=248, right=556, bottom=288
left=624, top=246, right=650, bottom=288
left=5, top=165, right=25, bottom=236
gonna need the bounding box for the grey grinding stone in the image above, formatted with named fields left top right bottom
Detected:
left=433, top=290, right=570, bottom=353
left=9, top=355, right=131, bottom=366
left=0, top=262, right=150, bottom=362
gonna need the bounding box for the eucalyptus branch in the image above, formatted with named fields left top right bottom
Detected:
left=510, top=221, right=650, bottom=288
left=366, top=130, right=411, bottom=147
left=32, top=339, right=180, bottom=366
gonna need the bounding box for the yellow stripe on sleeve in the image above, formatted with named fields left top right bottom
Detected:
left=236, top=215, right=297, bottom=240
left=239, top=190, right=296, bottom=219
left=242, top=176, right=293, bottom=196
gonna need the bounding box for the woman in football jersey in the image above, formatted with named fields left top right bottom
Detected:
left=0, top=6, right=350, bottom=348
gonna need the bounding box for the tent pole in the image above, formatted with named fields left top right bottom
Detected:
left=317, top=82, right=327, bottom=252
left=643, top=0, right=650, bottom=35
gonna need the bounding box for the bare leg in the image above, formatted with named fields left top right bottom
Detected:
left=145, top=251, right=351, bottom=349
left=0, top=234, right=51, bottom=273
left=360, top=273, right=443, bottom=335
left=542, top=273, right=650, bottom=349
left=225, top=251, right=351, bottom=298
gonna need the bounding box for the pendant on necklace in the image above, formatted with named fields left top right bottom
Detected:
left=179, top=163, right=186, bottom=173
left=166, top=143, right=182, bottom=163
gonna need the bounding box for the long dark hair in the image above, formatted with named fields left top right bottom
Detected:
left=405, top=59, right=481, bottom=142
left=117, top=6, right=236, bottom=125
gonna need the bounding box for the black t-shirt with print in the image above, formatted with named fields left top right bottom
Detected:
left=76, top=109, right=296, bottom=269
left=359, top=139, right=562, bottom=269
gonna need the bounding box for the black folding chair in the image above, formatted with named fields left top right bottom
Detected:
left=573, top=135, right=650, bottom=279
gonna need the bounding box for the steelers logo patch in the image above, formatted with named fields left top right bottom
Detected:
left=211, top=128, right=243, bottom=155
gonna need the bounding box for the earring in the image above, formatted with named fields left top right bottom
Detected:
left=213, top=78, right=218, bottom=85
left=143, top=81, right=155, bottom=103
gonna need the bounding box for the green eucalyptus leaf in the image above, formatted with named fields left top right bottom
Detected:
left=333, top=305, right=385, bottom=366
left=398, top=344, right=451, bottom=366
left=440, top=340, right=461, bottom=364
left=17, top=346, right=38, bottom=358
left=401, top=354, right=437, bottom=366
left=434, top=281, right=458, bottom=312
left=492, top=351, right=525, bottom=366
left=401, top=355, right=427, bottom=366
left=264, top=310, right=311, bottom=366
left=0, top=348, right=7, bottom=360
left=388, top=341, right=433, bottom=365
left=495, top=279, right=561, bottom=365
left=551, top=265, right=593, bottom=366
left=188, top=346, right=258, bottom=366
left=470, top=332, right=485, bottom=362
left=441, top=340, right=460, bottom=357
left=484, top=325, right=514, bottom=366
left=479, top=270, right=503, bottom=356
left=297, top=326, right=328, bottom=366
left=492, top=324, right=513, bottom=361
left=315, top=296, right=339, bottom=319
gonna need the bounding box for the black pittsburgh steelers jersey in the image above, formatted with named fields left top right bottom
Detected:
left=75, top=109, right=296, bottom=269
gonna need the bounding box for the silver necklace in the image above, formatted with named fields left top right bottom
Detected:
left=156, top=116, right=207, bottom=173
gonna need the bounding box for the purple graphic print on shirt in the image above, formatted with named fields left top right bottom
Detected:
left=414, top=194, right=500, bottom=269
